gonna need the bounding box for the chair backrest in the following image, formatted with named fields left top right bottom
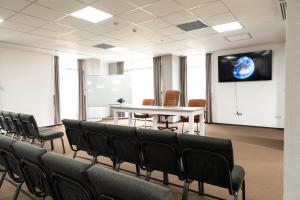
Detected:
left=81, top=122, right=111, bottom=158
left=0, top=135, right=23, bottom=182
left=87, top=165, right=175, bottom=200
left=163, top=90, right=180, bottom=106
left=3, top=111, right=17, bottom=133
left=12, top=141, right=52, bottom=198
left=142, top=99, right=155, bottom=106
left=0, top=111, right=11, bottom=132
left=178, top=134, right=234, bottom=189
left=106, top=125, right=140, bottom=165
left=19, top=114, right=40, bottom=139
left=188, top=99, right=206, bottom=107
left=41, top=152, right=93, bottom=200
left=9, top=112, right=23, bottom=135
left=62, top=119, right=89, bottom=152
left=137, top=129, right=181, bottom=176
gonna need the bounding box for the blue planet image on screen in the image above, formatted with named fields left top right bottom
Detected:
left=233, top=56, right=255, bottom=79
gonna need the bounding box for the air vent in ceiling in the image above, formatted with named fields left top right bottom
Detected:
left=177, top=20, right=207, bottom=32
left=93, top=43, right=115, bottom=49
left=279, top=0, right=287, bottom=20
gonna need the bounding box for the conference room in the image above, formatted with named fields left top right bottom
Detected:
left=0, top=0, right=299, bottom=200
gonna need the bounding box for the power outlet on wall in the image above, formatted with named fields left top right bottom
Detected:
left=236, top=111, right=243, bottom=116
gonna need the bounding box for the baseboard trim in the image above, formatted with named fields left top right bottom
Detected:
left=209, top=122, right=284, bottom=130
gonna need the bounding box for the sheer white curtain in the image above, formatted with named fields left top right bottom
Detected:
left=187, top=54, right=206, bottom=100
left=59, top=56, right=79, bottom=120
left=124, top=59, right=154, bottom=105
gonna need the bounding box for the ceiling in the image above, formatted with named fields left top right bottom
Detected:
left=0, top=0, right=285, bottom=62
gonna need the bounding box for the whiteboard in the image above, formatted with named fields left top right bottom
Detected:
left=86, top=74, right=132, bottom=107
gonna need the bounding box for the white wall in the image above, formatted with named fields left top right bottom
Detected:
left=0, top=46, right=54, bottom=126
left=212, top=43, right=285, bottom=128
left=284, top=0, right=300, bottom=199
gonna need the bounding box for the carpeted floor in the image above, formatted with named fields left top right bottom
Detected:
left=0, top=120, right=283, bottom=200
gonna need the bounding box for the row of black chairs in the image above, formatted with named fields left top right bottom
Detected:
left=0, top=111, right=65, bottom=153
left=0, top=135, right=174, bottom=200
left=62, top=119, right=246, bottom=200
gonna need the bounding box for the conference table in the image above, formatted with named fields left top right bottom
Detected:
left=110, top=104, right=205, bottom=136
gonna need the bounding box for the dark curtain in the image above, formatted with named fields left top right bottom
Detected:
left=78, top=59, right=86, bottom=121
left=180, top=56, right=187, bottom=106
left=117, top=62, right=124, bottom=74
left=53, top=56, right=61, bottom=124
left=153, top=56, right=162, bottom=106
left=205, top=53, right=213, bottom=123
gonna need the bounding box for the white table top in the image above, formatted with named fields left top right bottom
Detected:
left=110, top=104, right=205, bottom=112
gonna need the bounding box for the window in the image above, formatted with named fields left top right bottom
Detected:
left=59, top=56, right=79, bottom=120
left=187, top=54, right=206, bottom=100
left=124, top=59, right=154, bottom=105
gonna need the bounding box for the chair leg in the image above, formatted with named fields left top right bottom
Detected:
left=13, top=182, right=23, bottom=200
left=163, top=171, right=169, bottom=185
left=182, top=179, right=190, bottom=200
left=233, top=192, right=238, bottom=200
left=115, top=163, right=121, bottom=172
left=50, top=140, right=54, bottom=150
left=242, top=180, right=246, bottom=200
left=0, top=171, right=6, bottom=188
left=40, top=141, right=46, bottom=148
left=134, top=119, right=136, bottom=127
left=60, top=138, right=66, bottom=154
left=135, top=164, right=140, bottom=176
left=145, top=171, right=151, bottom=181
left=144, top=118, right=147, bottom=128
left=72, top=151, right=78, bottom=159
left=198, top=181, right=204, bottom=195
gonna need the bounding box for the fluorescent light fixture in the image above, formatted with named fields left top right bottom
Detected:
left=71, top=6, right=112, bottom=23
left=109, top=47, right=128, bottom=52
left=0, top=19, right=4, bottom=23
left=225, top=33, right=251, bottom=42
left=212, top=21, right=243, bottom=33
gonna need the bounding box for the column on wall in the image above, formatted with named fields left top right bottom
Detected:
left=180, top=56, right=187, bottom=106
left=153, top=56, right=162, bottom=106
left=53, top=55, right=61, bottom=124
left=205, top=53, right=213, bottom=123
left=78, top=59, right=86, bottom=121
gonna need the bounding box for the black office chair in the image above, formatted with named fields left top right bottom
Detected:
left=87, top=165, right=175, bottom=200
left=62, top=119, right=90, bottom=159
left=0, top=135, right=24, bottom=200
left=9, top=112, right=24, bottom=140
left=106, top=124, right=142, bottom=176
left=81, top=122, right=112, bottom=165
left=2, top=112, right=18, bottom=138
left=19, top=114, right=65, bottom=153
left=178, top=134, right=246, bottom=200
left=41, top=152, right=94, bottom=200
left=137, top=129, right=183, bottom=184
left=12, top=141, right=52, bottom=200
left=0, top=111, right=12, bottom=135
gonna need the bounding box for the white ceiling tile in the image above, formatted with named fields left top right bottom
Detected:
left=175, top=0, right=216, bottom=9
left=76, top=0, right=97, bottom=4
left=162, top=11, right=198, bottom=25
left=119, top=9, right=154, bottom=24
left=168, top=33, right=195, bottom=40
left=36, top=0, right=85, bottom=14
left=0, top=0, right=32, bottom=12
left=101, top=30, right=130, bottom=40
left=128, top=0, right=159, bottom=7
left=99, top=17, right=133, bottom=29
left=202, top=12, right=235, bottom=26
left=91, top=0, right=136, bottom=15
left=0, top=27, right=24, bottom=40
left=81, top=24, right=114, bottom=34
left=89, top=34, right=115, bottom=43
left=0, top=21, right=36, bottom=32
left=189, top=1, right=228, bottom=19
left=56, top=16, right=91, bottom=28
left=0, top=8, right=16, bottom=20
left=42, top=23, right=76, bottom=33
left=21, top=4, right=65, bottom=21
left=30, top=28, right=64, bottom=38
left=140, top=18, right=171, bottom=30
left=9, top=14, right=48, bottom=27
left=143, top=0, right=183, bottom=17
left=188, top=27, right=216, bottom=37
left=65, top=30, right=96, bottom=39
left=157, top=26, right=185, bottom=36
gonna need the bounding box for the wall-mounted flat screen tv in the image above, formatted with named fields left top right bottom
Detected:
left=218, top=50, right=272, bottom=82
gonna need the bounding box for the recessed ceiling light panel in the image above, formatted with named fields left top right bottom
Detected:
left=0, top=19, right=4, bottom=23
left=212, top=21, right=243, bottom=33
left=71, top=6, right=112, bottom=23
left=225, top=33, right=252, bottom=42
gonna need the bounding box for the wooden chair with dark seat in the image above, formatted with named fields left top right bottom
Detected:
left=158, top=90, right=180, bottom=131
left=133, top=99, right=155, bottom=128
left=180, top=99, right=206, bottom=135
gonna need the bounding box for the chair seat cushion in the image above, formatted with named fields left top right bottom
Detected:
left=180, top=116, right=200, bottom=122
left=39, top=130, right=64, bottom=140
left=134, top=113, right=151, bottom=118
left=38, top=127, right=52, bottom=132
left=231, top=165, right=245, bottom=192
